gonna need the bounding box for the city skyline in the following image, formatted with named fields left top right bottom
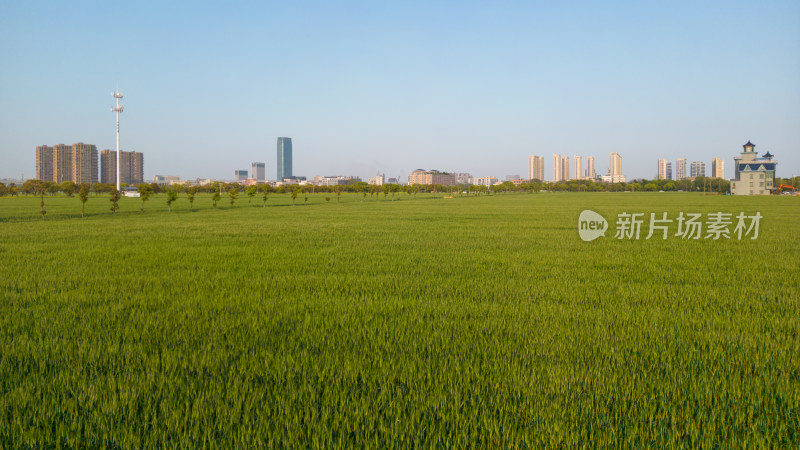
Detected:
left=1, top=1, right=798, bottom=181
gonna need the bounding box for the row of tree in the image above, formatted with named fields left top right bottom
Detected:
left=4, top=175, right=797, bottom=201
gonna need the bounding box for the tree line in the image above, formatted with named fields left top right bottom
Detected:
left=7, top=176, right=800, bottom=199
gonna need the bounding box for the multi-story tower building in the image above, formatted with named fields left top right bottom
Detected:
left=552, top=154, right=562, bottom=182
left=234, top=170, right=248, bottom=182
left=456, top=173, right=472, bottom=185
left=666, top=162, right=673, bottom=180
left=129, top=151, right=144, bottom=185
left=101, top=150, right=143, bottom=185
left=731, top=141, right=777, bottom=195
left=657, top=159, right=668, bottom=180
left=368, top=173, right=385, bottom=185
left=100, top=150, right=115, bottom=184
left=277, top=137, right=292, bottom=180
left=36, top=145, right=54, bottom=182
left=610, top=152, right=622, bottom=182
left=53, top=144, right=73, bottom=184
left=586, top=156, right=595, bottom=179
left=561, top=156, right=570, bottom=181
left=252, top=162, right=265, bottom=181
left=676, top=158, right=687, bottom=180
left=573, top=155, right=582, bottom=180
left=711, top=158, right=724, bottom=179
left=407, top=169, right=457, bottom=185
left=528, top=156, right=544, bottom=181
left=690, top=161, right=706, bottom=178
left=71, top=143, right=98, bottom=185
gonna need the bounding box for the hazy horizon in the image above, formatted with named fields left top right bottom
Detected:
left=1, top=1, right=798, bottom=182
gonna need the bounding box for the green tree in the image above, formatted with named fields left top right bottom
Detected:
left=229, top=188, right=239, bottom=207
left=246, top=185, right=257, bottom=206
left=212, top=190, right=220, bottom=208
left=110, top=187, right=121, bottom=213
left=137, top=184, right=153, bottom=213
left=187, top=186, right=198, bottom=212
left=166, top=189, right=178, bottom=212
left=35, top=181, right=47, bottom=219
left=291, top=188, right=299, bottom=206
left=261, top=184, right=270, bottom=207
left=78, top=184, right=89, bottom=217
left=61, top=181, right=77, bottom=197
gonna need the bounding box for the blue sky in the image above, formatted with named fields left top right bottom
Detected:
left=1, top=0, right=798, bottom=181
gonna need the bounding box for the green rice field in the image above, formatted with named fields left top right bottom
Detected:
left=1, top=192, right=798, bottom=447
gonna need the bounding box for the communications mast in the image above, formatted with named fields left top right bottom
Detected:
left=110, top=90, right=124, bottom=190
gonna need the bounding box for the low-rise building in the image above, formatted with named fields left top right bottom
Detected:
left=731, top=141, right=777, bottom=195
left=407, top=169, right=456, bottom=186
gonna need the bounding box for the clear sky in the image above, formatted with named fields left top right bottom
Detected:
left=1, top=0, right=798, bottom=182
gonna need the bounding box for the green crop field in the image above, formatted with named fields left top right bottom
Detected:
left=1, top=192, right=798, bottom=447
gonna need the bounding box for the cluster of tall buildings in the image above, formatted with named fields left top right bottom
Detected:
left=657, top=157, right=724, bottom=180
left=36, top=143, right=143, bottom=185
left=547, top=154, right=603, bottom=182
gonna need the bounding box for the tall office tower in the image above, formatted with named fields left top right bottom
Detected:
left=252, top=162, right=266, bottom=181
left=586, top=156, right=595, bottom=179
left=666, top=162, right=673, bottom=180
left=690, top=161, right=706, bottom=178
left=573, top=155, right=582, bottom=180
left=528, top=155, right=544, bottom=181
left=610, top=152, right=622, bottom=182
left=657, top=159, right=668, bottom=180
left=100, top=150, right=116, bottom=184
left=36, top=145, right=54, bottom=182
left=552, top=153, right=562, bottom=182
left=53, top=144, right=73, bottom=183
left=277, top=137, right=292, bottom=180
left=711, top=158, right=724, bottom=179
left=235, top=170, right=248, bottom=182
left=71, top=143, right=98, bottom=185
left=561, top=155, right=570, bottom=181
left=676, top=158, right=687, bottom=180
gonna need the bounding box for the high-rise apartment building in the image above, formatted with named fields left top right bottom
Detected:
left=586, top=156, right=595, bottom=179
left=690, top=161, right=706, bottom=178
left=666, top=162, right=673, bottom=180
left=711, top=158, right=724, bottom=179
left=100, top=150, right=115, bottom=184
left=676, top=158, right=687, bottom=180
left=71, top=143, right=98, bottom=185
left=610, top=152, right=622, bottom=182
left=573, top=155, right=582, bottom=180
left=36, top=145, right=54, bottom=182
left=552, top=154, right=562, bottom=182
left=252, top=162, right=265, bottom=181
left=561, top=156, right=570, bottom=181
left=528, top=155, right=544, bottom=181
left=100, top=150, right=143, bottom=185
left=657, top=159, right=668, bottom=180
left=277, top=137, right=292, bottom=180
left=54, top=144, right=72, bottom=184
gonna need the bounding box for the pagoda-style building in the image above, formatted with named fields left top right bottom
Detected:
left=730, top=141, right=777, bottom=195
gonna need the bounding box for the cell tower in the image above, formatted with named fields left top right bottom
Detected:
left=110, top=90, right=124, bottom=190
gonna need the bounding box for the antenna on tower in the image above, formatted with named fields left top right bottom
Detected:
left=110, top=89, right=124, bottom=191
